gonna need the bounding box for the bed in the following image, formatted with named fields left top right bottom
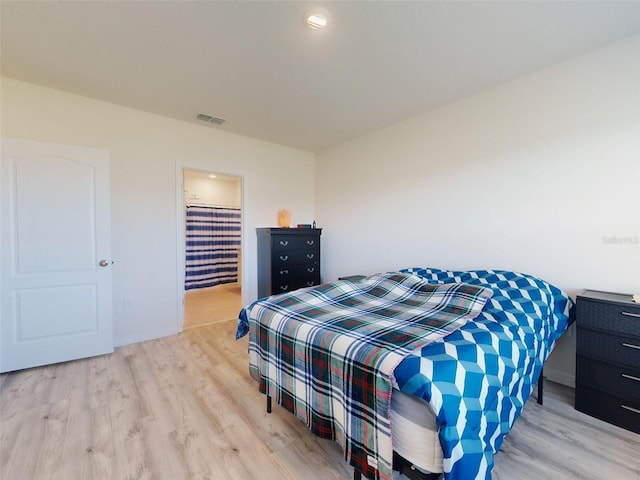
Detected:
left=236, top=267, right=574, bottom=480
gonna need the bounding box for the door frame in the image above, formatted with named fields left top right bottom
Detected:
left=175, top=163, right=245, bottom=333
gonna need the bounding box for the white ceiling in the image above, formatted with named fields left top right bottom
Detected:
left=2, top=1, right=640, bottom=152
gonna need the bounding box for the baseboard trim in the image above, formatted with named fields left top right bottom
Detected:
left=544, top=367, right=575, bottom=388
left=115, top=326, right=179, bottom=347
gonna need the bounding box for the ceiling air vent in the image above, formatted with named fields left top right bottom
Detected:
left=196, top=113, right=226, bottom=125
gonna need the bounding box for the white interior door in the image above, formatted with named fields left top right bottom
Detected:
left=1, top=137, right=113, bottom=373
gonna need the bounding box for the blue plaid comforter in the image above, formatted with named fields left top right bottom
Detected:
left=394, top=268, right=574, bottom=480
left=237, top=272, right=493, bottom=480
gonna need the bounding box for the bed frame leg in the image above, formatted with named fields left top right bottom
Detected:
left=353, top=469, right=362, bottom=480
left=537, top=367, right=544, bottom=405
left=266, top=395, right=272, bottom=413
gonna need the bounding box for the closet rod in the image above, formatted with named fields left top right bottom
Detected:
left=186, top=203, right=240, bottom=209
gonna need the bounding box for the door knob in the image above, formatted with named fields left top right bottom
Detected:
left=99, top=259, right=110, bottom=267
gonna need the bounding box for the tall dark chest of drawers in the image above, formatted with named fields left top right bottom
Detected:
left=257, top=228, right=322, bottom=298
left=575, top=290, right=640, bottom=433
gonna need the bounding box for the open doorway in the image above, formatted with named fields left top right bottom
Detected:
left=182, top=169, right=242, bottom=330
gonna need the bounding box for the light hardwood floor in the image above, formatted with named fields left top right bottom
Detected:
left=1, top=319, right=638, bottom=480
left=184, top=283, right=242, bottom=329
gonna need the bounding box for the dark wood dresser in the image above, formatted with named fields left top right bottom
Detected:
left=257, top=228, right=322, bottom=298
left=575, top=289, right=640, bottom=433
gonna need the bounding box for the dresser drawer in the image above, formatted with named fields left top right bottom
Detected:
left=576, top=355, right=640, bottom=400
left=576, top=297, right=640, bottom=337
left=577, top=328, right=640, bottom=368
left=271, top=248, right=319, bottom=266
left=272, top=264, right=319, bottom=281
left=575, top=384, right=640, bottom=434
left=272, top=235, right=320, bottom=253
left=271, top=276, right=321, bottom=294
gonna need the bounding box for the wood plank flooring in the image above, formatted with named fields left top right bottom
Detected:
left=183, top=283, right=241, bottom=329
left=1, top=319, right=639, bottom=480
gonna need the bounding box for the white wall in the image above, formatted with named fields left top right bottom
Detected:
left=315, top=35, right=640, bottom=386
left=184, top=172, right=241, bottom=208
left=1, top=77, right=315, bottom=346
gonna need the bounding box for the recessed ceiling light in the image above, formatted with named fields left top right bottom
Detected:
left=209, top=174, right=217, bottom=179
left=307, top=13, right=327, bottom=29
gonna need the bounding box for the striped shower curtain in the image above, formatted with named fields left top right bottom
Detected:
left=185, top=206, right=241, bottom=290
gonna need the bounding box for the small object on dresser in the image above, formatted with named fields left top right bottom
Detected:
left=297, top=224, right=312, bottom=229
left=277, top=209, right=291, bottom=228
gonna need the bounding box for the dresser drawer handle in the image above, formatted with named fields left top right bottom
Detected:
left=306, top=240, right=315, bottom=245
left=279, top=240, right=289, bottom=247
left=279, top=255, right=289, bottom=261
left=622, top=373, right=640, bottom=383
left=622, top=342, right=640, bottom=350
left=306, top=253, right=315, bottom=259
left=279, top=269, right=289, bottom=275
left=306, top=281, right=315, bottom=286
left=621, top=405, right=640, bottom=415
left=279, top=285, right=289, bottom=291
left=621, top=311, right=640, bottom=318
left=307, top=267, right=315, bottom=273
